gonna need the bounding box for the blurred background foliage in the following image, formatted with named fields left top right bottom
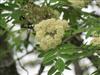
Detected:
left=0, top=0, right=100, bottom=75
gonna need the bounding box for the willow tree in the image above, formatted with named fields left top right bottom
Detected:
left=0, top=0, right=100, bottom=75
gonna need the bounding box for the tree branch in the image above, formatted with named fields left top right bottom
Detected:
left=74, top=61, right=83, bottom=75
left=38, top=63, right=45, bottom=75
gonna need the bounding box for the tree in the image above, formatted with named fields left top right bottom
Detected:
left=0, top=0, right=100, bottom=75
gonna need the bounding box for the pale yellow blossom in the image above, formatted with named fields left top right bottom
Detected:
left=34, top=18, right=69, bottom=51
left=68, top=0, right=90, bottom=8
left=91, top=37, right=100, bottom=45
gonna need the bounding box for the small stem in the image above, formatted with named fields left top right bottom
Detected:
left=88, top=55, right=99, bottom=69
left=74, top=61, right=83, bottom=75
left=38, top=64, right=45, bottom=75
left=16, top=50, right=34, bottom=61
left=63, top=32, right=82, bottom=43
left=16, top=52, right=29, bottom=75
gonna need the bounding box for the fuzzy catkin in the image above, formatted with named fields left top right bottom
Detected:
left=34, top=18, right=69, bottom=51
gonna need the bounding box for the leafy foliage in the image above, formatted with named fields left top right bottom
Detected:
left=0, top=0, right=100, bottom=75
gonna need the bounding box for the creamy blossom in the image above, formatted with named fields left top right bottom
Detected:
left=91, top=37, right=100, bottom=45
left=34, top=18, right=69, bottom=51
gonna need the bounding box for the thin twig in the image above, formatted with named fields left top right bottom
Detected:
left=38, top=63, right=45, bottom=75
left=16, top=50, right=34, bottom=61
left=74, top=61, right=83, bottom=75
left=63, top=32, right=82, bottom=43
left=16, top=52, right=29, bottom=75
left=25, top=29, right=31, bottom=52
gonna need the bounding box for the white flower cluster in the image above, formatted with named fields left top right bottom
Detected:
left=68, top=0, right=90, bottom=8
left=34, top=18, right=69, bottom=51
left=91, top=37, right=100, bottom=45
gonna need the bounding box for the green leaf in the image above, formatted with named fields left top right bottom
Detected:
left=0, top=16, right=7, bottom=30
left=65, top=66, right=71, bottom=70
left=0, top=3, right=18, bottom=11
left=61, top=7, right=82, bottom=29
left=48, top=66, right=56, bottom=75
left=55, top=58, right=65, bottom=72
left=54, top=72, right=61, bottom=75
left=60, top=54, right=72, bottom=60
left=59, top=43, right=77, bottom=55
left=50, top=0, right=70, bottom=4
left=43, top=50, right=56, bottom=65
left=7, top=2, right=19, bottom=8
left=11, top=10, right=23, bottom=23
left=91, top=70, right=100, bottom=75
left=15, top=0, right=28, bottom=5
left=60, top=53, right=80, bottom=61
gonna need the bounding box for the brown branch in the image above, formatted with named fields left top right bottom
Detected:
left=88, top=55, right=99, bottom=69
left=63, top=32, right=82, bottom=44
left=74, top=61, right=83, bottom=75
